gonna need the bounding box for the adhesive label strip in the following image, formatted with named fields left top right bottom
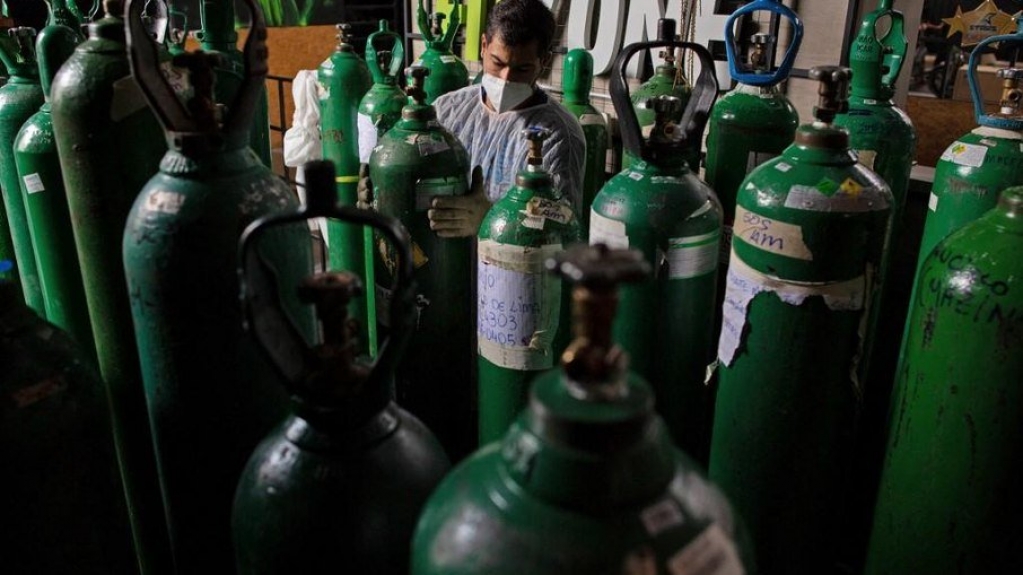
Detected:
left=357, top=113, right=377, bottom=163
left=732, top=205, right=812, bottom=260
left=783, top=182, right=889, bottom=213
left=854, top=149, right=877, bottom=171
left=524, top=197, right=574, bottom=226
left=23, top=173, right=44, bottom=194
left=589, top=210, right=629, bottom=248
left=717, top=254, right=866, bottom=366
left=667, top=230, right=719, bottom=279
left=477, top=240, right=563, bottom=370
left=941, top=141, right=987, bottom=168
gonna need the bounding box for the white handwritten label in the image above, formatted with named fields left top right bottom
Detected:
left=525, top=197, right=573, bottom=226
left=589, top=210, right=629, bottom=248
left=941, top=141, right=988, bottom=168
left=668, top=524, right=745, bottom=575
left=23, top=173, right=44, bottom=194
left=732, top=205, right=812, bottom=260
left=357, top=113, right=377, bottom=163
left=477, top=241, right=563, bottom=370
left=668, top=231, right=719, bottom=279
left=146, top=190, right=185, bottom=215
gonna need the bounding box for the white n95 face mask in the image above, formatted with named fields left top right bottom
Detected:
left=481, top=74, right=534, bottom=113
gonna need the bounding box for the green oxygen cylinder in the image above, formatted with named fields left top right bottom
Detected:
left=589, top=37, right=721, bottom=464
left=413, top=0, right=468, bottom=104
left=369, top=66, right=474, bottom=460
left=864, top=187, right=1023, bottom=575
left=915, top=15, right=1023, bottom=270
left=317, top=22, right=372, bottom=352
left=358, top=19, right=406, bottom=164
left=831, top=2, right=917, bottom=567
left=412, top=244, right=755, bottom=575
left=476, top=127, right=580, bottom=444
left=196, top=0, right=273, bottom=168
left=233, top=160, right=450, bottom=575
left=50, top=1, right=172, bottom=571
left=624, top=19, right=698, bottom=172
left=0, top=279, right=136, bottom=573
left=561, top=48, right=608, bottom=235
left=122, top=0, right=314, bottom=571
left=0, top=27, right=44, bottom=311
left=709, top=66, right=893, bottom=574
left=14, top=12, right=92, bottom=359
left=705, top=0, right=803, bottom=278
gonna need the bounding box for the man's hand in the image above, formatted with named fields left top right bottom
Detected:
left=356, top=163, right=373, bottom=210
left=428, top=166, right=490, bottom=238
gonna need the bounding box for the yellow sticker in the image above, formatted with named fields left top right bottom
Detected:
left=412, top=242, right=429, bottom=269
left=379, top=238, right=429, bottom=275
left=840, top=178, right=863, bottom=197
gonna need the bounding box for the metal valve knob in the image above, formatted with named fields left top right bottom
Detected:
left=547, top=244, right=649, bottom=396
left=997, top=67, right=1023, bottom=80
left=657, top=18, right=676, bottom=42
left=430, top=12, right=447, bottom=36
left=335, top=23, right=353, bottom=49
left=809, top=65, right=852, bottom=123
left=751, top=33, right=774, bottom=45
left=405, top=65, right=430, bottom=104
left=522, top=127, right=551, bottom=166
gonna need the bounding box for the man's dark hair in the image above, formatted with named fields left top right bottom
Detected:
left=484, top=0, right=556, bottom=53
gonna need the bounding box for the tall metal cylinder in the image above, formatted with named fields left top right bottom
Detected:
left=122, top=0, right=314, bottom=571
left=560, top=48, right=608, bottom=236
left=50, top=2, right=172, bottom=570
left=413, top=0, right=468, bottom=104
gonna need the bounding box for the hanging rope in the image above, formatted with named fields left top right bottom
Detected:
left=675, top=0, right=701, bottom=89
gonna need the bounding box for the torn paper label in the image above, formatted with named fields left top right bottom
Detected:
left=733, top=205, right=813, bottom=260
left=929, top=193, right=939, bottom=212
left=146, top=190, right=185, bottom=215
left=524, top=197, right=573, bottom=225
left=854, top=149, right=877, bottom=170
left=590, top=210, right=629, bottom=248
left=477, top=241, right=563, bottom=370
left=718, top=255, right=866, bottom=366
left=357, top=113, right=377, bottom=163
left=667, top=231, right=719, bottom=279
left=783, top=183, right=889, bottom=213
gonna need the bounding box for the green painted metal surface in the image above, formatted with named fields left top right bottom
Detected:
left=476, top=128, right=580, bottom=444
left=318, top=23, right=372, bottom=353
left=561, top=48, right=607, bottom=236
left=709, top=66, right=893, bottom=574
left=0, top=29, right=44, bottom=312
left=122, top=1, right=314, bottom=571
left=0, top=280, right=137, bottom=574
left=50, top=5, right=172, bottom=572
left=233, top=162, right=450, bottom=574
left=369, top=68, right=474, bottom=460
left=414, top=0, right=468, bottom=104
left=14, top=20, right=92, bottom=359
left=413, top=244, right=754, bottom=575
left=865, top=187, right=1023, bottom=574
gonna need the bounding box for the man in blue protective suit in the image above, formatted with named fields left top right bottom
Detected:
left=426, top=0, right=586, bottom=238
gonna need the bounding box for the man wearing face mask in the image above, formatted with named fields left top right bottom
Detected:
left=426, top=0, right=586, bottom=238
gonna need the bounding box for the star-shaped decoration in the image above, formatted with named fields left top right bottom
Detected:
left=943, top=1, right=1019, bottom=46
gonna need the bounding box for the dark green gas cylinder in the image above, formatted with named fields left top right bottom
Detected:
left=915, top=15, right=1023, bottom=271
left=369, top=66, right=474, bottom=459
left=589, top=39, right=721, bottom=463
left=196, top=0, right=273, bottom=168
left=358, top=19, right=406, bottom=164
left=705, top=0, right=803, bottom=273
left=561, top=48, right=608, bottom=235
left=709, top=67, right=892, bottom=574
left=413, top=0, right=468, bottom=104
left=317, top=22, right=372, bottom=354
left=476, top=127, right=580, bottom=444
left=0, top=27, right=44, bottom=312
left=412, top=244, right=755, bottom=575
left=625, top=19, right=698, bottom=172
left=50, top=1, right=171, bottom=571
left=0, top=279, right=137, bottom=574
left=14, top=13, right=92, bottom=358
left=233, top=160, right=450, bottom=575
left=864, top=187, right=1023, bottom=575
left=831, top=3, right=917, bottom=567
left=122, top=0, right=314, bottom=571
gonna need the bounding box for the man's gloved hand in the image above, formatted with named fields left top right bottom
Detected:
left=357, top=163, right=373, bottom=210
left=428, top=166, right=490, bottom=238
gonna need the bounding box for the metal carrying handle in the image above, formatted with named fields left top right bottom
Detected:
left=723, top=0, right=803, bottom=86
left=968, top=12, right=1023, bottom=129
left=849, top=0, right=906, bottom=97
left=611, top=39, right=718, bottom=160
left=0, top=27, right=36, bottom=74
left=418, top=0, right=460, bottom=49
left=125, top=0, right=267, bottom=137
left=366, top=19, right=405, bottom=86
left=238, top=160, right=416, bottom=396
